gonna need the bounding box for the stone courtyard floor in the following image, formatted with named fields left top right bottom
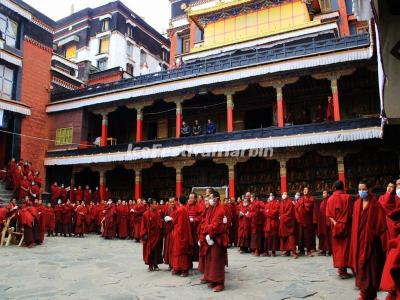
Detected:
left=0, top=235, right=384, bottom=300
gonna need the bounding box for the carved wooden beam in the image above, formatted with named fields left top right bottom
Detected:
left=311, top=68, right=356, bottom=81
left=259, top=77, right=299, bottom=89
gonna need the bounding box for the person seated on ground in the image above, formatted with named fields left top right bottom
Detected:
left=192, top=120, right=202, bottom=136
left=285, top=112, right=295, bottom=125
left=181, top=121, right=191, bottom=137
left=326, top=96, right=334, bottom=122
left=315, top=104, right=324, bottom=123
left=206, top=119, right=216, bottom=135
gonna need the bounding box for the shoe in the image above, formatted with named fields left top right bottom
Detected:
left=271, top=251, right=276, bottom=257
left=213, top=285, right=225, bottom=292
left=153, top=266, right=160, bottom=271
left=207, top=283, right=217, bottom=289
left=200, top=278, right=207, bottom=284
left=180, top=271, right=188, bottom=277
left=338, top=273, right=351, bottom=279
left=147, top=266, right=153, bottom=272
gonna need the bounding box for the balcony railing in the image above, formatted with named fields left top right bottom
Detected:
left=46, top=117, right=380, bottom=158
left=51, top=33, right=371, bottom=102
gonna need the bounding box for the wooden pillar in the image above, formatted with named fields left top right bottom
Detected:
left=228, top=163, right=235, bottom=198
left=175, top=100, right=182, bottom=138
left=337, top=0, right=350, bottom=36
left=101, top=112, right=108, bottom=146
left=279, top=159, right=288, bottom=193
left=337, top=155, right=346, bottom=189
left=135, top=169, right=142, bottom=199
left=226, top=93, right=234, bottom=132
left=275, top=85, right=284, bottom=128
left=176, top=166, right=182, bottom=198
left=99, top=170, right=106, bottom=201
left=136, top=107, right=143, bottom=142
left=330, top=78, right=341, bottom=121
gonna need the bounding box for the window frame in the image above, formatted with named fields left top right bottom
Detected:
left=0, top=12, right=19, bottom=48
left=0, top=63, right=16, bottom=100
left=97, top=58, right=108, bottom=71
left=98, top=37, right=110, bottom=54
left=101, top=18, right=110, bottom=32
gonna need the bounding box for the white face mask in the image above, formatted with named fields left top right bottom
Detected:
left=396, top=188, right=400, bottom=197
left=209, top=199, right=215, bottom=206
left=282, top=195, right=287, bottom=200
left=243, top=202, right=249, bottom=207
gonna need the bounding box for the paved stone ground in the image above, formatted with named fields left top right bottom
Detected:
left=0, top=235, right=384, bottom=300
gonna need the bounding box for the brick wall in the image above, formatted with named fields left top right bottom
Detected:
left=20, top=38, right=52, bottom=179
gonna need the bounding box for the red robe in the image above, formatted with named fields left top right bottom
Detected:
left=74, top=205, right=87, bottom=234
left=75, top=188, right=83, bottom=202
left=103, top=204, right=116, bottom=238
left=129, top=206, right=135, bottom=239
left=279, top=198, right=296, bottom=251
left=187, top=202, right=201, bottom=262
left=92, top=190, right=100, bottom=203
left=225, top=202, right=238, bottom=246
left=163, top=204, right=177, bottom=266
left=30, top=184, right=40, bottom=200
left=62, top=204, right=73, bottom=234
left=326, top=101, right=334, bottom=121
left=83, top=189, right=91, bottom=205
left=264, top=200, right=280, bottom=252
left=349, top=195, right=387, bottom=299
left=20, top=179, right=30, bottom=200
left=198, top=207, right=209, bottom=274
left=379, top=192, right=400, bottom=240
left=296, top=195, right=315, bottom=251
left=140, top=208, right=163, bottom=266
left=380, top=208, right=400, bottom=295
left=19, top=207, right=34, bottom=245
left=326, top=190, right=353, bottom=268
left=238, top=203, right=252, bottom=248
left=117, top=204, right=129, bottom=239
left=50, top=184, right=60, bottom=204
left=171, top=205, right=193, bottom=271
left=133, top=204, right=146, bottom=240
left=318, top=198, right=332, bottom=253
left=202, top=202, right=229, bottom=284
left=44, top=207, right=55, bottom=232
left=36, top=204, right=46, bottom=243
left=59, top=188, right=67, bottom=202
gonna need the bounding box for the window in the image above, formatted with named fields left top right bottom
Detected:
left=0, top=13, right=18, bottom=48
left=127, top=24, right=134, bottom=38
left=97, top=58, right=108, bottom=71
left=0, top=64, right=15, bottom=100
left=140, top=49, right=147, bottom=65
left=182, top=36, right=190, bottom=54
left=126, top=42, right=134, bottom=58
left=101, top=18, right=110, bottom=32
left=55, top=127, right=73, bottom=146
left=126, top=63, right=134, bottom=75
left=65, top=44, right=77, bottom=59
left=99, top=37, right=109, bottom=54
left=319, top=0, right=332, bottom=13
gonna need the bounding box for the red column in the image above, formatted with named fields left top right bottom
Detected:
left=280, top=160, right=287, bottom=193
left=337, top=0, right=350, bottom=36
left=331, top=78, right=341, bottom=121
left=101, top=112, right=108, bottom=146
left=136, top=108, right=143, bottom=142
left=176, top=168, right=182, bottom=197
left=228, top=164, right=235, bottom=198
left=276, top=86, right=284, bottom=128
left=176, top=101, right=182, bottom=138
left=99, top=171, right=106, bottom=201
left=135, top=169, right=142, bottom=199
left=226, top=93, right=234, bottom=132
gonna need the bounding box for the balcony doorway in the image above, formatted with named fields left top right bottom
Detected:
left=244, top=107, right=273, bottom=130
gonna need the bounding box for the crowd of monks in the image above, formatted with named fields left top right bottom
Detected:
left=1, top=157, right=399, bottom=298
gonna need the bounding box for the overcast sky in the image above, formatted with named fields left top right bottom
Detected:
left=23, top=0, right=171, bottom=34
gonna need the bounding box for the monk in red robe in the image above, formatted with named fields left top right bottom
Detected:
left=141, top=198, right=163, bottom=271
left=163, top=197, right=177, bottom=269
left=117, top=200, right=129, bottom=239
left=12, top=166, right=23, bottom=199
left=264, top=193, right=280, bottom=256
left=250, top=196, right=265, bottom=256
left=379, top=182, right=399, bottom=241
left=6, top=158, right=16, bottom=189
left=225, top=197, right=238, bottom=247
left=103, top=199, right=117, bottom=239
left=326, top=96, right=334, bottom=121
left=74, top=202, right=87, bottom=237
left=35, top=200, right=46, bottom=244
left=50, top=182, right=60, bottom=206
left=349, top=180, right=387, bottom=300
left=128, top=200, right=136, bottom=239
left=326, top=180, right=353, bottom=278
left=19, top=176, right=30, bottom=201
left=83, top=186, right=91, bottom=205
left=44, top=203, right=55, bottom=236
left=170, top=195, right=193, bottom=277
left=380, top=208, right=400, bottom=300
left=296, top=187, right=315, bottom=256
left=63, top=200, right=73, bottom=237
left=317, top=190, right=332, bottom=255
left=54, top=200, right=64, bottom=236
left=198, top=198, right=210, bottom=274
left=133, top=199, right=146, bottom=242
left=92, top=187, right=100, bottom=203
left=30, top=181, right=40, bottom=201
left=59, top=184, right=67, bottom=203
left=200, top=191, right=228, bottom=292
left=19, top=205, right=34, bottom=247
left=279, top=192, right=298, bottom=257
left=238, top=196, right=252, bottom=253
left=75, top=186, right=83, bottom=203
left=187, top=193, right=201, bottom=263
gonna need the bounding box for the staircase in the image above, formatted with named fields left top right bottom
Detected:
left=0, top=181, right=13, bottom=206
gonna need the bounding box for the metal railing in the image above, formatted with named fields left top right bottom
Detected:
left=51, top=33, right=370, bottom=102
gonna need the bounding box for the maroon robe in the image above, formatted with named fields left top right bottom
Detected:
left=117, top=204, right=129, bottom=239
left=74, top=205, right=86, bottom=234
left=133, top=204, right=146, bottom=240
left=103, top=204, right=116, bottom=238
left=237, top=203, right=251, bottom=249
left=296, top=195, right=315, bottom=251
left=202, top=202, right=229, bottom=284
left=187, top=202, right=201, bottom=262
left=349, top=195, right=387, bottom=299
left=250, top=201, right=265, bottom=251
left=318, top=198, right=332, bottom=253
left=140, top=208, right=163, bottom=266
left=264, top=200, right=280, bottom=252
left=279, top=198, right=296, bottom=251
left=326, top=190, right=353, bottom=268
left=163, top=204, right=177, bottom=267
left=171, top=205, right=193, bottom=271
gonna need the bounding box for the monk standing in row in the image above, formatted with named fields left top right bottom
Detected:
left=349, top=180, right=387, bottom=300
left=163, top=197, right=177, bottom=269
left=279, top=192, right=297, bottom=257
left=170, top=195, right=193, bottom=277
left=264, top=193, right=280, bottom=257
left=187, top=193, right=201, bottom=264
left=238, top=196, right=251, bottom=253
left=326, top=180, right=353, bottom=279
left=316, top=191, right=332, bottom=255
left=141, top=199, right=163, bottom=271
left=296, top=187, right=315, bottom=256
